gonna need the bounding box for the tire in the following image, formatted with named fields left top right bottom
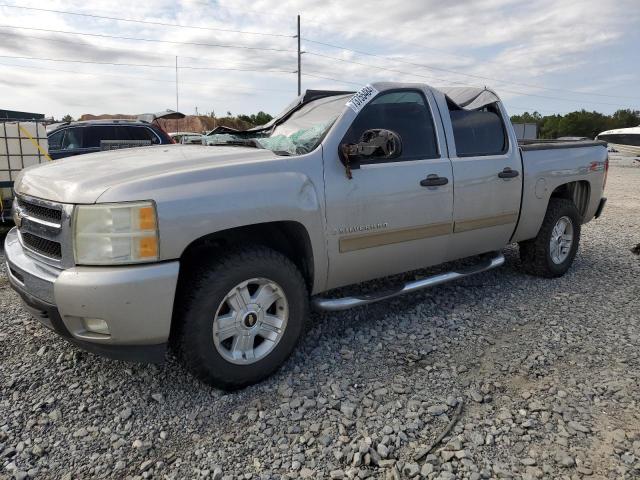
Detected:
left=174, top=246, right=309, bottom=390
left=519, top=198, right=581, bottom=278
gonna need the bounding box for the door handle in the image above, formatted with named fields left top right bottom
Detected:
left=420, top=174, right=449, bottom=187
left=498, top=167, right=519, bottom=179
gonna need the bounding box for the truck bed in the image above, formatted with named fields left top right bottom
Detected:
left=518, top=139, right=607, bottom=151
left=512, top=138, right=608, bottom=244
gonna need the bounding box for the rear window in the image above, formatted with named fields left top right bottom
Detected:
left=449, top=104, right=508, bottom=157
left=126, top=126, right=160, bottom=144
left=83, top=126, right=118, bottom=148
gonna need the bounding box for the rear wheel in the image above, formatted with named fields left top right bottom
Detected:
left=174, top=246, right=308, bottom=390
left=519, top=198, right=581, bottom=277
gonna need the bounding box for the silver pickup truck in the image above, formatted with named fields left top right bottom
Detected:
left=4, top=82, right=608, bottom=389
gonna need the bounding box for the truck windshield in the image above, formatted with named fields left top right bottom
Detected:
left=204, top=94, right=352, bottom=155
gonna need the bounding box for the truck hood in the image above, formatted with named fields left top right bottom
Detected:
left=15, top=145, right=278, bottom=204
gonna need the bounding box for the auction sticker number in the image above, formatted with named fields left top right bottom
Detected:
left=346, top=85, right=379, bottom=113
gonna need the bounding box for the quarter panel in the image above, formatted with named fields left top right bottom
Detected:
left=512, top=145, right=607, bottom=243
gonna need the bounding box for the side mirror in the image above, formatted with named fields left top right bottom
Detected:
left=340, top=129, right=402, bottom=173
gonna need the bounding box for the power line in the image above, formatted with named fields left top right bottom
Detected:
left=303, top=71, right=361, bottom=86
left=0, top=61, right=295, bottom=92
left=182, top=0, right=291, bottom=20
left=0, top=29, right=297, bottom=73
left=305, top=51, right=473, bottom=86
left=0, top=3, right=295, bottom=38
left=302, top=37, right=640, bottom=102
left=0, top=54, right=296, bottom=74
left=0, top=25, right=296, bottom=53
left=304, top=51, right=638, bottom=109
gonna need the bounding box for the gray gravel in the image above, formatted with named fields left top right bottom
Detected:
left=1, top=155, right=639, bottom=480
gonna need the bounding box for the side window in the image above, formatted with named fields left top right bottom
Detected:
left=48, top=130, right=64, bottom=150
left=128, top=127, right=159, bottom=144
left=83, top=126, right=118, bottom=149
left=61, top=128, right=83, bottom=150
left=343, top=90, right=439, bottom=161
left=449, top=104, right=508, bottom=157
left=113, top=126, right=133, bottom=140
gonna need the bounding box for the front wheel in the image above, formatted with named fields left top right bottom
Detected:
left=174, top=246, right=309, bottom=390
left=519, top=198, right=581, bottom=278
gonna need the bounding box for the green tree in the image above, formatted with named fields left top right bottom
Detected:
left=539, top=115, right=562, bottom=139
left=610, top=109, right=640, bottom=129
left=251, top=111, right=273, bottom=126
left=511, top=109, right=639, bottom=139
left=236, top=111, right=274, bottom=127
left=556, top=110, right=609, bottom=138
left=61, top=114, right=74, bottom=122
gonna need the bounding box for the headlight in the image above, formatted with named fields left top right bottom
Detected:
left=74, top=201, right=159, bottom=265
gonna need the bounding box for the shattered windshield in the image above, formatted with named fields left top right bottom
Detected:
left=203, top=94, right=352, bottom=155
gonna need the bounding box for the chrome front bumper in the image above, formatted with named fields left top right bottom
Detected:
left=4, top=227, right=180, bottom=362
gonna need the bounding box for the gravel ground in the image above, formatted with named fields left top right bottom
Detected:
left=1, top=155, right=639, bottom=480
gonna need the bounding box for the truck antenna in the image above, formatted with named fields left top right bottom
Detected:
left=297, top=15, right=301, bottom=96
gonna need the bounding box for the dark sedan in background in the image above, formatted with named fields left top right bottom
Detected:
left=46, top=111, right=183, bottom=159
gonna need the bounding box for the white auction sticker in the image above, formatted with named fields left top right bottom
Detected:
left=346, top=84, right=379, bottom=113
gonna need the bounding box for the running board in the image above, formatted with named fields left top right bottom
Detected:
left=312, top=252, right=505, bottom=311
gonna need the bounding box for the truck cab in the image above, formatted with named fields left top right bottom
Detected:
left=321, top=84, right=524, bottom=288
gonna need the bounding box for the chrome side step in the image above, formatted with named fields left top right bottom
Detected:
left=312, top=252, right=505, bottom=311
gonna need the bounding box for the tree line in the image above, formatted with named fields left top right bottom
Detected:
left=510, top=109, right=640, bottom=139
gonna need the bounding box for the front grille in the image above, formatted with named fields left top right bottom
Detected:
left=21, top=232, right=62, bottom=260
left=17, top=198, right=62, bottom=223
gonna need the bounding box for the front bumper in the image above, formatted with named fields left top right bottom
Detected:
left=4, top=227, right=179, bottom=363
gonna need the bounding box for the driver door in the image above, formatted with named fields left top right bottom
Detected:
left=323, top=89, right=454, bottom=289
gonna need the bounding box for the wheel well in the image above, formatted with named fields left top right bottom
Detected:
left=178, top=221, right=315, bottom=292
left=550, top=181, right=590, bottom=220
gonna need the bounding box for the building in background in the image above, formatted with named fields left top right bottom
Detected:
left=0, top=109, right=44, bottom=121
left=512, top=122, right=538, bottom=140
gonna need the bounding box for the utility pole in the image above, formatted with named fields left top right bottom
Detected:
left=175, top=55, right=180, bottom=133
left=297, top=15, right=301, bottom=96
left=175, top=56, right=179, bottom=113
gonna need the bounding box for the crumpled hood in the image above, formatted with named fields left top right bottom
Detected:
left=15, top=145, right=278, bottom=204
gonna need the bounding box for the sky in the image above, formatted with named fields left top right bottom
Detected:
left=0, top=0, right=639, bottom=120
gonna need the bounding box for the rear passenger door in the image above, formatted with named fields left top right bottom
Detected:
left=446, top=103, right=522, bottom=259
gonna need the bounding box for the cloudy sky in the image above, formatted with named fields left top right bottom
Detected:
left=1, top=0, right=639, bottom=120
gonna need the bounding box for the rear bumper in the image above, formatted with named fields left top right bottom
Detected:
left=594, top=197, right=607, bottom=219
left=4, top=227, right=179, bottom=363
